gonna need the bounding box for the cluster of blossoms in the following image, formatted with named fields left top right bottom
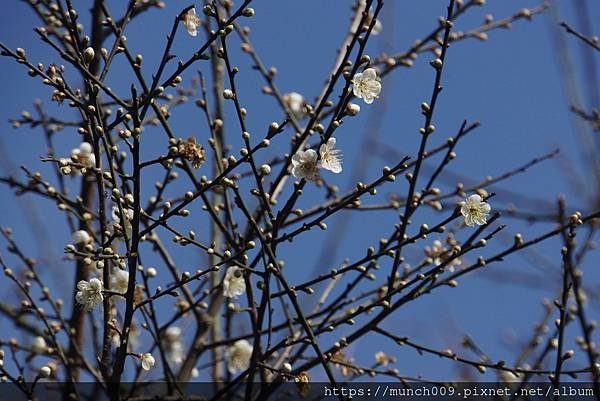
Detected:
left=291, top=138, right=343, bottom=181
left=290, top=67, right=382, bottom=182
left=135, top=326, right=251, bottom=375
left=66, top=4, right=488, bottom=381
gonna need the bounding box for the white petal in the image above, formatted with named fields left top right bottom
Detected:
left=363, top=68, right=377, bottom=80
left=291, top=152, right=302, bottom=166
left=369, top=81, right=382, bottom=96
left=464, top=215, right=475, bottom=227
left=319, top=143, right=327, bottom=156
left=327, top=162, right=342, bottom=174
left=305, top=149, right=318, bottom=162
left=186, top=23, right=198, bottom=37
left=89, top=278, right=102, bottom=289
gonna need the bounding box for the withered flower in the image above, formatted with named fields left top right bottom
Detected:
left=178, top=136, right=206, bottom=169
left=294, top=371, right=311, bottom=398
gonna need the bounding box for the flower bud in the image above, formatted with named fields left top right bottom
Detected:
left=260, top=164, right=271, bottom=175
left=430, top=58, right=443, bottom=69
left=84, top=47, right=95, bottom=64
left=39, top=366, right=52, bottom=378
left=346, top=103, right=361, bottom=116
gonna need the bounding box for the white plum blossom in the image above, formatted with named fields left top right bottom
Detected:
left=283, top=92, right=307, bottom=120
left=461, top=194, right=491, bottom=227
left=111, top=269, right=129, bottom=294
left=225, top=339, right=253, bottom=374
left=71, top=142, right=96, bottom=168
left=75, top=278, right=103, bottom=310
left=223, top=267, right=246, bottom=298
left=319, top=138, right=342, bottom=174
left=352, top=68, right=381, bottom=104
left=183, top=7, right=201, bottom=37
left=72, top=230, right=91, bottom=245
left=31, top=336, right=48, bottom=354
left=291, top=149, right=319, bottom=181
left=141, top=353, right=155, bottom=371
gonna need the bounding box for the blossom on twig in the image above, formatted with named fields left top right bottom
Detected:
left=283, top=92, right=308, bottom=120
left=183, top=7, right=201, bottom=37
left=352, top=68, right=381, bottom=104
left=178, top=137, right=206, bottom=169
left=223, top=267, right=246, bottom=298
left=141, top=352, right=155, bottom=371
left=70, top=142, right=96, bottom=173
left=225, top=340, right=253, bottom=374
left=111, top=269, right=129, bottom=294
left=461, top=194, right=491, bottom=227
left=291, top=149, right=319, bottom=181
left=75, top=278, right=103, bottom=310
left=319, top=138, right=343, bottom=174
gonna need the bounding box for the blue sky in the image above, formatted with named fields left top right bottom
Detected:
left=0, top=0, right=599, bottom=383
